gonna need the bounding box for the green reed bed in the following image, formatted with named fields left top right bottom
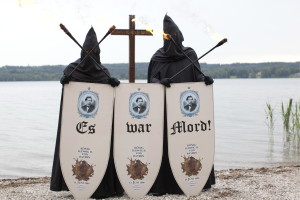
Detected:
left=266, top=99, right=300, bottom=149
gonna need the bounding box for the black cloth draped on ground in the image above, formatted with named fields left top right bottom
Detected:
left=50, top=27, right=123, bottom=199
left=147, top=14, right=215, bottom=195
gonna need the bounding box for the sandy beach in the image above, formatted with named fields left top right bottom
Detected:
left=0, top=165, right=299, bottom=200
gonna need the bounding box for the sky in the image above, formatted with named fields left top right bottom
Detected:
left=0, top=0, right=300, bottom=66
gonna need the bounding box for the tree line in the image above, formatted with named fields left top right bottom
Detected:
left=201, top=62, right=300, bottom=79
left=0, top=62, right=299, bottom=81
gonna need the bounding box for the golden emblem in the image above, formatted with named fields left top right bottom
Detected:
left=181, top=156, right=202, bottom=176
left=72, top=159, right=95, bottom=181
left=126, top=158, right=149, bottom=180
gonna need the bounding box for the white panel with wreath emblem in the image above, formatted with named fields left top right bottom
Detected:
left=114, top=83, right=164, bottom=198
left=166, top=82, right=215, bottom=196
left=60, top=82, right=114, bottom=200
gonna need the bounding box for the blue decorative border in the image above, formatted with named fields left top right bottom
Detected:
left=129, top=92, right=150, bottom=119
left=77, top=90, right=99, bottom=118
left=180, top=90, right=200, bottom=117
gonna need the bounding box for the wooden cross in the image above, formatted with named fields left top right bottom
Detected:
left=111, top=15, right=152, bottom=83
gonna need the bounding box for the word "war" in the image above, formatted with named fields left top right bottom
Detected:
left=126, top=122, right=152, bottom=133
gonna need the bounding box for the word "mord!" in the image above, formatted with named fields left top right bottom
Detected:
left=170, top=120, right=212, bottom=135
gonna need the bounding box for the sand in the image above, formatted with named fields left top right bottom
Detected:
left=0, top=165, right=299, bottom=200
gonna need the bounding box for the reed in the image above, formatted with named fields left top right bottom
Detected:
left=281, top=99, right=300, bottom=148
left=265, top=103, right=275, bottom=132
left=290, top=102, right=300, bottom=147
left=281, top=99, right=293, bottom=133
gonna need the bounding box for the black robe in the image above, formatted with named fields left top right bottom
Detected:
left=147, top=14, right=215, bottom=196
left=50, top=27, right=123, bottom=199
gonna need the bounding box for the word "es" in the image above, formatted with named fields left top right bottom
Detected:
left=76, top=121, right=96, bottom=134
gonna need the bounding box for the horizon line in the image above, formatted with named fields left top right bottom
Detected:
left=1, top=61, right=300, bottom=67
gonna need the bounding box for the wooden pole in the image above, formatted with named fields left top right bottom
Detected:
left=111, top=15, right=152, bottom=83
left=129, top=15, right=135, bottom=83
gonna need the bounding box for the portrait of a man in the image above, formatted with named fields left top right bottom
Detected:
left=81, top=96, right=95, bottom=113
left=129, top=92, right=150, bottom=119
left=184, top=95, right=197, bottom=112
left=133, top=97, right=146, bottom=114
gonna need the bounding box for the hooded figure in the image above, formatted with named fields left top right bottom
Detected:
left=148, top=14, right=214, bottom=85
left=147, top=15, right=215, bottom=196
left=50, top=27, right=123, bottom=199
left=61, top=27, right=119, bottom=85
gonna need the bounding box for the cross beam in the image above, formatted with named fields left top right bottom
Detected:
left=111, top=15, right=152, bottom=83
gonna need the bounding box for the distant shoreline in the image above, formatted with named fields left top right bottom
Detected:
left=0, top=62, right=299, bottom=81
left=1, top=165, right=299, bottom=199
left=1, top=77, right=300, bottom=81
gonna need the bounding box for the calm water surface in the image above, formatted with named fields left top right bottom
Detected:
left=0, top=79, right=299, bottom=178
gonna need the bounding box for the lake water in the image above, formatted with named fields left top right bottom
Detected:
left=0, top=79, right=299, bottom=179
